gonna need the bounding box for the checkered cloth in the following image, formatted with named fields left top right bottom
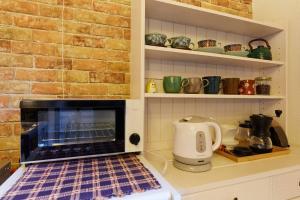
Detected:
left=2, top=154, right=161, bottom=200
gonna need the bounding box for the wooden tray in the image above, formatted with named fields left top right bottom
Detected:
left=217, top=146, right=290, bottom=162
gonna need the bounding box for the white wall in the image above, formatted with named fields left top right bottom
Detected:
left=253, top=0, right=300, bottom=145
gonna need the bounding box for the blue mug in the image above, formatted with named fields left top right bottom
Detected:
left=203, top=76, right=222, bottom=94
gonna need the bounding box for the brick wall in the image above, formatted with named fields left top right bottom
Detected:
left=176, top=0, right=252, bottom=18
left=0, top=0, right=130, bottom=166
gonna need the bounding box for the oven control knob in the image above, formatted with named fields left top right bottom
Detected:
left=129, top=133, right=140, bottom=145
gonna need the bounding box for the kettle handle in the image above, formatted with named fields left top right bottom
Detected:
left=248, top=38, right=271, bottom=50
left=206, top=122, right=222, bottom=152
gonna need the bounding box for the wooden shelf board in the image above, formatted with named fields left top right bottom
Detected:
left=145, top=93, right=285, bottom=100
left=145, top=46, right=284, bottom=68
left=145, top=0, right=283, bottom=38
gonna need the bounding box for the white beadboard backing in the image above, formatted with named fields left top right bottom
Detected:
left=142, top=9, right=287, bottom=151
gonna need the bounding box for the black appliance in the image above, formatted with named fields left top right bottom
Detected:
left=249, top=114, right=273, bottom=154
left=270, top=110, right=289, bottom=148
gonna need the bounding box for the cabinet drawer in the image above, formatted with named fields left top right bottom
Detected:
left=272, top=170, right=300, bottom=200
left=183, top=178, right=271, bottom=200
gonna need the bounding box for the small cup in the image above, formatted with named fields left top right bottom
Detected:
left=222, top=78, right=240, bottom=95
left=224, top=44, right=242, bottom=52
left=203, top=76, right=221, bottom=94
left=239, top=80, right=255, bottom=95
left=198, top=39, right=217, bottom=48
left=168, top=36, right=194, bottom=50
left=163, top=76, right=185, bottom=93
left=182, top=77, right=209, bottom=94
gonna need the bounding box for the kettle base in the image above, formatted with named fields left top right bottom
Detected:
left=173, top=160, right=212, bottom=172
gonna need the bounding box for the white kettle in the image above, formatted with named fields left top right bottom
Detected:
left=173, top=116, right=222, bottom=172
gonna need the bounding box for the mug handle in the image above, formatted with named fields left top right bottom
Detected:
left=189, top=42, right=195, bottom=50
left=181, top=78, right=189, bottom=88
left=202, top=79, right=209, bottom=88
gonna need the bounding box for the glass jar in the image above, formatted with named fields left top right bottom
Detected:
left=255, top=77, right=272, bottom=95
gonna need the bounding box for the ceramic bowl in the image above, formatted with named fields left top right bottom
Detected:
left=168, top=36, right=194, bottom=50
left=224, top=44, right=242, bottom=52
left=145, top=33, right=167, bottom=47
left=198, top=39, right=216, bottom=48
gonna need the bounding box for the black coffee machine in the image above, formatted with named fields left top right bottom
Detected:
left=249, top=114, right=273, bottom=154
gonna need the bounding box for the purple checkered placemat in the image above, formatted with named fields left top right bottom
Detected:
left=2, top=154, right=161, bottom=200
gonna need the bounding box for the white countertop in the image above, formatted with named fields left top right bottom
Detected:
left=143, top=146, right=300, bottom=196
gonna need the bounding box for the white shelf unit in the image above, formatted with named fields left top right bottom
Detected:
left=145, top=93, right=285, bottom=100
left=132, top=0, right=287, bottom=151
left=145, top=45, right=284, bottom=69
left=145, top=0, right=283, bottom=37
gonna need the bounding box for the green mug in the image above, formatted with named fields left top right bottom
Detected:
left=163, top=76, right=187, bottom=93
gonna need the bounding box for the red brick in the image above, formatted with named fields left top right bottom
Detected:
left=0, top=82, right=30, bottom=94
left=92, top=25, right=123, bottom=39
left=123, top=29, right=130, bottom=40
left=0, top=40, right=11, bottom=52
left=0, top=124, right=13, bottom=137
left=39, top=4, right=62, bottom=18
left=65, top=83, right=107, bottom=95
left=32, top=43, right=61, bottom=57
left=11, top=54, right=33, bottom=68
left=0, top=68, right=14, bottom=80
left=14, top=15, right=61, bottom=31
left=0, top=136, right=20, bottom=150
left=15, top=69, right=62, bottom=82
left=0, top=11, right=12, bottom=25
left=105, top=50, right=129, bottom=62
left=11, top=41, right=32, bottom=54
left=0, top=0, right=39, bottom=15
left=72, top=59, right=106, bottom=71
left=93, top=1, right=130, bottom=17
left=32, top=30, right=62, bottom=44
left=35, top=56, right=62, bottom=69
left=64, top=34, right=105, bottom=48
left=0, top=110, right=20, bottom=122
left=14, top=123, right=21, bottom=136
left=58, top=0, right=92, bottom=9
left=105, top=39, right=130, bottom=50
left=105, top=15, right=130, bottom=28
left=0, top=95, right=9, bottom=108
left=107, top=62, right=129, bottom=73
left=63, top=21, right=91, bottom=34
left=108, top=84, right=129, bottom=95
left=32, top=83, right=63, bottom=95
left=63, top=70, right=89, bottom=83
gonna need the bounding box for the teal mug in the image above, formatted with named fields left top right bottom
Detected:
left=163, top=76, right=187, bottom=93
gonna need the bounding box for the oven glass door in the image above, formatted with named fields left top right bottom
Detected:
left=38, top=109, right=116, bottom=147
left=21, top=102, right=125, bottom=163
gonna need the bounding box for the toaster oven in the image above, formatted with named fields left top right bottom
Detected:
left=20, top=99, right=143, bottom=164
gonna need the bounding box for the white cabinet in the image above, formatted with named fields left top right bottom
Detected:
left=272, top=170, right=300, bottom=200
left=181, top=170, right=300, bottom=200
left=131, top=0, right=288, bottom=152
left=183, top=178, right=271, bottom=200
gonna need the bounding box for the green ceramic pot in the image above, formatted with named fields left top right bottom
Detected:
left=163, top=76, right=183, bottom=93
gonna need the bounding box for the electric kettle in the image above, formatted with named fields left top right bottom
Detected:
left=173, top=116, right=222, bottom=172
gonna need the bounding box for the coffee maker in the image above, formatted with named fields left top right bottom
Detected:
left=249, top=114, right=273, bottom=154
